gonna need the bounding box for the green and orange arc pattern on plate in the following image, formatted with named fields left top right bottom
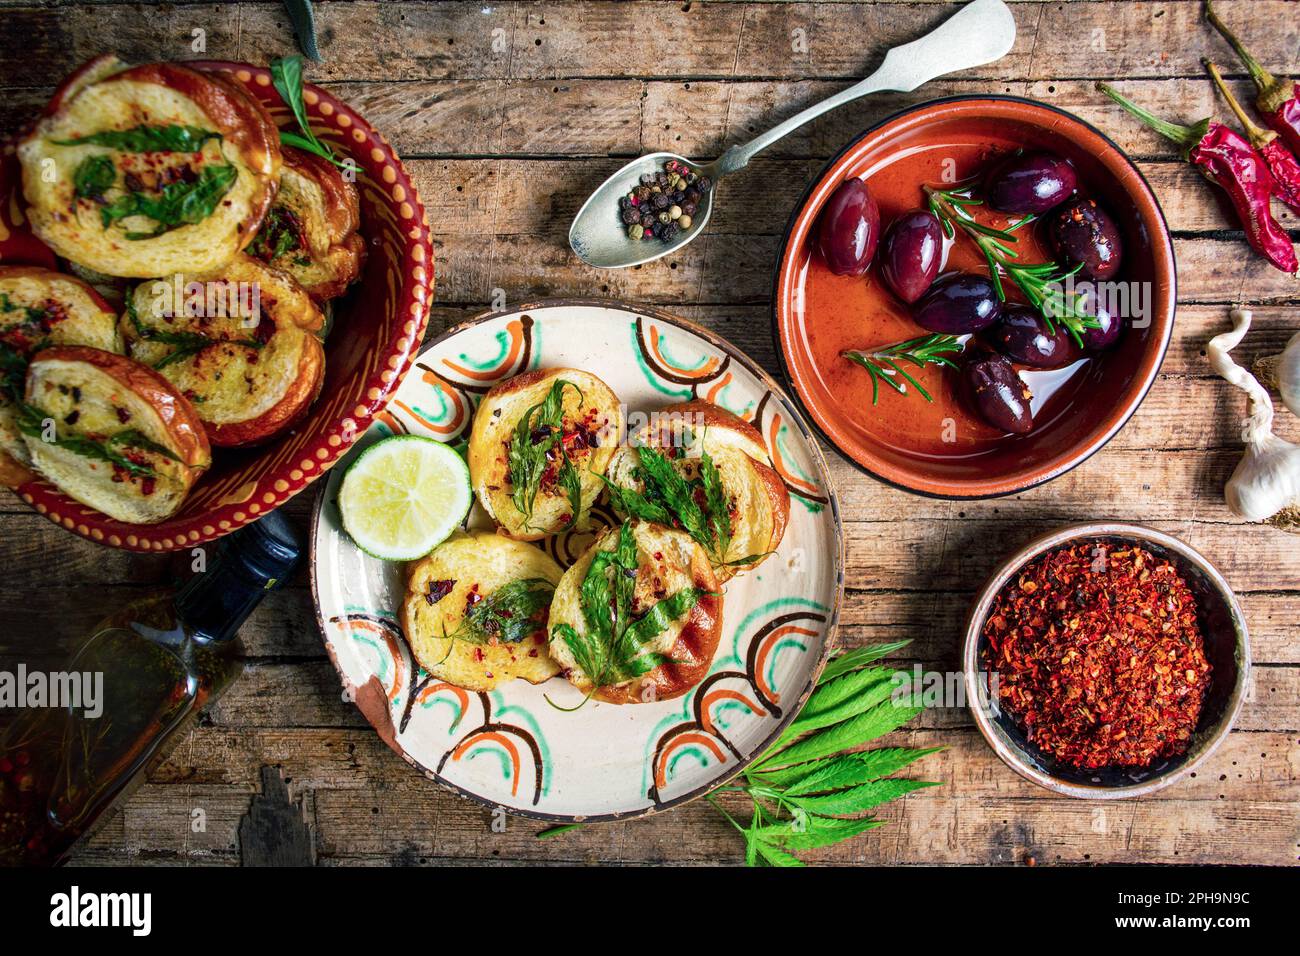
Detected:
left=311, top=301, right=842, bottom=821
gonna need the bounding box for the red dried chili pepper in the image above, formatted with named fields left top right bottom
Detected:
left=1098, top=83, right=1298, bottom=275
left=1206, top=60, right=1300, bottom=215
left=1206, top=0, right=1300, bottom=156
left=982, top=543, right=1212, bottom=771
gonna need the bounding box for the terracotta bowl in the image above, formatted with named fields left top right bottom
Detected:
left=0, top=60, right=432, bottom=552
left=962, top=523, right=1250, bottom=799
left=774, top=96, right=1176, bottom=498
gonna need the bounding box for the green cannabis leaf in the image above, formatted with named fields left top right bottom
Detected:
left=507, top=378, right=584, bottom=532
left=532, top=640, right=941, bottom=863
left=550, top=521, right=703, bottom=707
left=706, top=640, right=941, bottom=867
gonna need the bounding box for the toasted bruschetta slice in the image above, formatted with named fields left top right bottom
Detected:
left=20, top=346, right=210, bottom=523
left=0, top=266, right=123, bottom=470
left=18, top=55, right=280, bottom=278
left=402, top=530, right=563, bottom=692
left=248, top=146, right=365, bottom=301
left=467, top=368, right=623, bottom=540
left=548, top=520, right=723, bottom=704
left=605, top=401, right=789, bottom=581
left=121, top=254, right=326, bottom=447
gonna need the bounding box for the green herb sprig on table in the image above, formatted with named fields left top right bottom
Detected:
left=924, top=183, right=1098, bottom=345
left=549, top=521, right=705, bottom=710
left=444, top=578, right=555, bottom=646
left=842, top=333, right=964, bottom=405
left=507, top=378, right=584, bottom=532
left=270, top=55, right=348, bottom=168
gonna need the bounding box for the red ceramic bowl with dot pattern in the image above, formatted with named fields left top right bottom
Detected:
left=0, top=60, right=432, bottom=552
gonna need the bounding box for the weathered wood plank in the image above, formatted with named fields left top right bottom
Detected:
left=2, top=3, right=1295, bottom=84
left=65, top=724, right=1299, bottom=866
left=3, top=508, right=1296, bottom=594
left=428, top=234, right=1300, bottom=306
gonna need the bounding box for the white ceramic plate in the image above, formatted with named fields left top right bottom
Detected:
left=310, top=300, right=843, bottom=820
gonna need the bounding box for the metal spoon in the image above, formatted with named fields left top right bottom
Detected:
left=569, top=0, right=1017, bottom=269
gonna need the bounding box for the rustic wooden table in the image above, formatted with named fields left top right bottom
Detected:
left=0, top=0, right=1296, bottom=866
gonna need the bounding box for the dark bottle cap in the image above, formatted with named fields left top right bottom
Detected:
left=174, top=512, right=305, bottom=643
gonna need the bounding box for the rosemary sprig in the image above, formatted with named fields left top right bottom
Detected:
left=924, top=183, right=1098, bottom=345
left=842, top=333, right=964, bottom=405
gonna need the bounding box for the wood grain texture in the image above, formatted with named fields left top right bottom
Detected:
left=0, top=0, right=1294, bottom=867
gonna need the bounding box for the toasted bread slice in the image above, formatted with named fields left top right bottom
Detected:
left=21, top=346, right=210, bottom=523
left=548, top=520, right=723, bottom=704
left=468, top=368, right=623, bottom=540
left=0, top=265, right=124, bottom=469
left=18, top=55, right=280, bottom=278
left=606, top=401, right=789, bottom=581
left=248, top=146, right=365, bottom=301
left=403, top=530, right=563, bottom=692
left=122, top=254, right=326, bottom=447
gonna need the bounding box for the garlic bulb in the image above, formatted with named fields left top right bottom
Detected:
left=1206, top=308, right=1300, bottom=532
left=1253, top=329, right=1300, bottom=418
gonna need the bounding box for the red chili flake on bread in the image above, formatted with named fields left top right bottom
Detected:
left=982, top=543, right=1212, bottom=770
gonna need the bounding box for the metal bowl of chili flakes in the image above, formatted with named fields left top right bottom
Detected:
left=962, top=522, right=1250, bottom=799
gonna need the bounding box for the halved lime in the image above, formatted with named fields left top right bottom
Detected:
left=338, top=435, right=472, bottom=561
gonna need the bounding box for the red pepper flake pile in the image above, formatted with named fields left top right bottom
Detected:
left=982, top=543, right=1212, bottom=770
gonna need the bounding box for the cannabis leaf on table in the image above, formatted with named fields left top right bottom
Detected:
left=536, top=640, right=942, bottom=865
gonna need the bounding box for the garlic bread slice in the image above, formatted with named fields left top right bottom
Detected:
left=248, top=146, right=365, bottom=301
left=19, top=55, right=280, bottom=278
left=548, top=520, right=723, bottom=705
left=21, top=346, right=210, bottom=523
left=468, top=368, right=623, bottom=540
left=122, top=254, right=325, bottom=447
left=403, top=530, right=563, bottom=692
left=605, top=401, right=789, bottom=581
left=0, top=266, right=124, bottom=469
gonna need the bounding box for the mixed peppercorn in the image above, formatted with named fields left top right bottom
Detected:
left=982, top=543, right=1212, bottom=771
left=618, top=160, right=711, bottom=243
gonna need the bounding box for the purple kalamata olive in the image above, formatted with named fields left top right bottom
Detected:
left=985, top=304, right=1082, bottom=368
left=880, top=210, right=944, bottom=304
left=1078, top=286, right=1122, bottom=351
left=1049, top=198, right=1123, bottom=281
left=914, top=273, right=1002, bottom=334
left=985, top=151, right=1078, bottom=215
left=816, top=177, right=880, bottom=276
left=963, top=352, right=1034, bottom=434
